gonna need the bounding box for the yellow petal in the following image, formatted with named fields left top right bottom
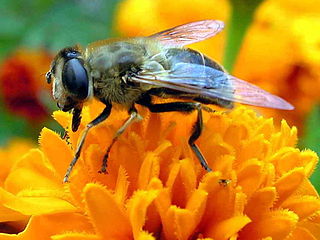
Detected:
left=205, top=215, right=251, bottom=240
left=240, top=210, right=298, bottom=240
left=127, top=190, right=158, bottom=239
left=245, top=187, right=277, bottom=219
left=274, top=167, right=305, bottom=206
left=237, top=159, right=263, bottom=197
left=138, top=152, right=160, bottom=189
left=270, top=148, right=318, bottom=177
left=282, top=196, right=320, bottom=220
left=135, top=231, right=156, bottom=240
left=39, top=128, right=73, bottom=179
left=186, top=189, right=208, bottom=223
left=4, top=149, right=61, bottom=193
left=0, top=187, right=76, bottom=216
left=114, top=166, right=129, bottom=205
left=164, top=205, right=196, bottom=240
left=0, top=203, right=27, bottom=222
left=179, top=159, right=197, bottom=199
left=288, top=226, right=317, bottom=240
left=52, top=111, right=71, bottom=130
left=84, top=183, right=131, bottom=239
left=0, top=213, right=93, bottom=240
left=52, top=233, right=99, bottom=240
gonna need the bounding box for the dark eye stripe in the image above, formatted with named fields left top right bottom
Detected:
left=62, top=59, right=89, bottom=100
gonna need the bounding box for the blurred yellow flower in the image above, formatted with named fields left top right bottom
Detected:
left=115, top=0, right=230, bottom=62
left=0, top=49, right=52, bottom=122
left=0, top=100, right=318, bottom=239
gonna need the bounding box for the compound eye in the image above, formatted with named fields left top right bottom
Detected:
left=62, top=58, right=89, bottom=100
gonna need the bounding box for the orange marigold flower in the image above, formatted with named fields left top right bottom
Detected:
left=0, top=100, right=319, bottom=239
left=0, top=49, right=52, bottom=122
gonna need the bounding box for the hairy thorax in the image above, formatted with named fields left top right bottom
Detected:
left=85, top=38, right=162, bottom=106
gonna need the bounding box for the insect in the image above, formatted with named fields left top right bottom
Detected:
left=46, top=20, right=293, bottom=182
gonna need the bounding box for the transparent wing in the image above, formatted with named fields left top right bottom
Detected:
left=131, top=63, right=294, bottom=110
left=149, top=20, right=224, bottom=47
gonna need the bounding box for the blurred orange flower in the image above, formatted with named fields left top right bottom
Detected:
left=0, top=49, right=52, bottom=122
left=0, top=100, right=318, bottom=239
left=234, top=0, right=320, bottom=131
left=114, top=0, right=320, bottom=131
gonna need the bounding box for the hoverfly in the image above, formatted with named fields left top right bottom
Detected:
left=46, top=20, right=293, bottom=182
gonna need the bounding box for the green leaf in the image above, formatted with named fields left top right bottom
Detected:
left=223, top=0, right=264, bottom=72
left=300, top=105, right=320, bottom=192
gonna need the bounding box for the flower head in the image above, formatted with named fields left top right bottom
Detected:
left=0, top=49, right=52, bottom=122
left=0, top=100, right=318, bottom=239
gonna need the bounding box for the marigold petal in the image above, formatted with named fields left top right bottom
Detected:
left=0, top=187, right=76, bottom=216
left=138, top=152, right=160, bottom=189
left=0, top=213, right=93, bottom=240
left=205, top=215, right=251, bottom=240
left=114, top=166, right=129, bottom=205
left=0, top=204, right=27, bottom=222
left=223, top=123, right=248, bottom=149
left=84, top=183, right=131, bottom=239
left=237, top=159, right=263, bottom=197
left=39, top=128, right=73, bottom=179
left=274, top=167, right=305, bottom=206
left=282, top=196, right=320, bottom=220
left=270, top=148, right=318, bottom=177
left=238, top=134, right=269, bottom=162
left=127, top=190, right=158, bottom=239
left=180, top=159, right=197, bottom=199
left=186, top=189, right=208, bottom=231
left=200, top=172, right=238, bottom=225
left=164, top=205, right=196, bottom=240
left=4, top=149, right=60, bottom=193
left=240, top=210, right=299, bottom=240
left=288, top=226, right=317, bottom=240
left=52, top=233, right=99, bottom=240
left=245, top=187, right=277, bottom=219
left=135, top=231, right=156, bottom=240
left=52, top=111, right=71, bottom=130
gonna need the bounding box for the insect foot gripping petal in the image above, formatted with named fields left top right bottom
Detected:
left=188, top=103, right=212, bottom=172
left=137, top=95, right=213, bottom=172
left=99, top=108, right=142, bottom=174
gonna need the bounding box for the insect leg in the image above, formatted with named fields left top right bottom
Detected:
left=100, top=107, right=141, bottom=173
left=63, top=103, right=112, bottom=183
left=138, top=96, right=212, bottom=171
left=71, top=105, right=83, bottom=132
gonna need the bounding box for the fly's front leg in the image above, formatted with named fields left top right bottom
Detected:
left=137, top=96, right=212, bottom=172
left=63, top=103, right=112, bottom=183
left=99, top=106, right=142, bottom=173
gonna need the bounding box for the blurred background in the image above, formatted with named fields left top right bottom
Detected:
left=0, top=0, right=319, bottom=189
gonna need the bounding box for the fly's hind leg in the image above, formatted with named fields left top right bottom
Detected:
left=99, top=106, right=142, bottom=173
left=137, top=96, right=213, bottom=171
